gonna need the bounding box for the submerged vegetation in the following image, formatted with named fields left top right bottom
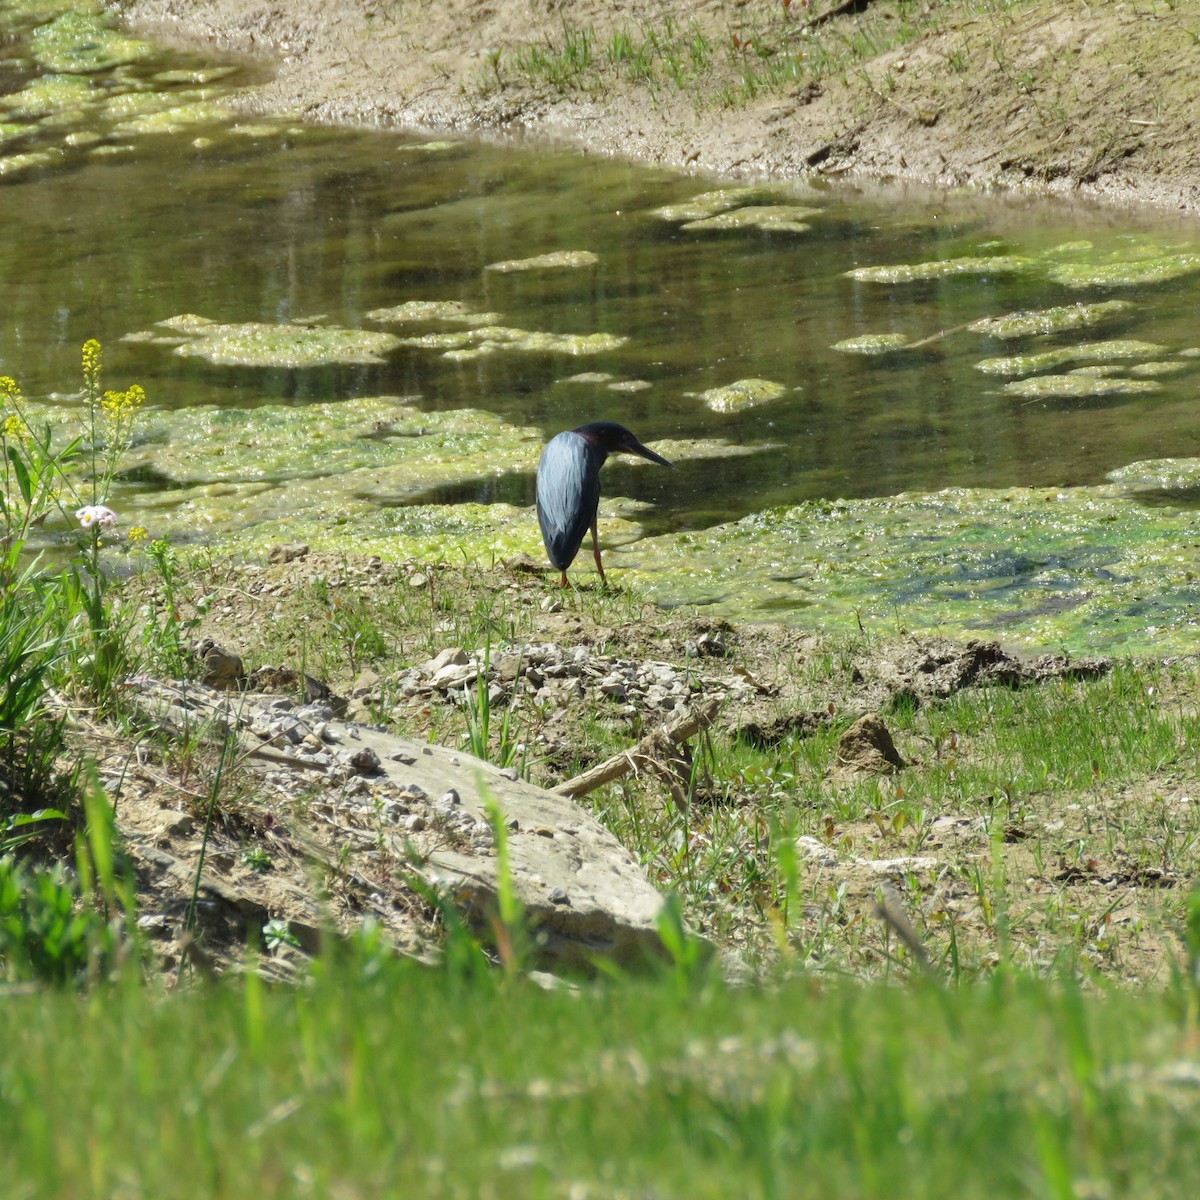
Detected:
left=0, top=1, right=248, bottom=178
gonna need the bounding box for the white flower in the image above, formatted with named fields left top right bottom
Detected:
left=75, top=504, right=118, bottom=530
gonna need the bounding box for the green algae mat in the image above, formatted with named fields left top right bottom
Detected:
left=617, top=482, right=1200, bottom=656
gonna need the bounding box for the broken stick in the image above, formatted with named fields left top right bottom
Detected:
left=554, top=698, right=721, bottom=800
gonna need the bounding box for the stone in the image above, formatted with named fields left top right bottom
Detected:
left=268, top=542, right=310, bottom=564
left=431, top=662, right=475, bottom=690
left=795, top=835, right=836, bottom=867
left=345, top=746, right=383, bottom=776
left=423, top=647, right=469, bottom=674
left=836, top=713, right=905, bottom=774
left=194, top=639, right=245, bottom=690
left=351, top=669, right=381, bottom=697
left=126, top=671, right=694, bottom=977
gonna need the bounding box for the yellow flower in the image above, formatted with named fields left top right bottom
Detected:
left=2, top=414, right=22, bottom=441
left=128, top=525, right=149, bottom=543
left=101, top=384, right=147, bottom=423
left=0, top=375, right=20, bottom=403
left=81, top=339, right=102, bottom=384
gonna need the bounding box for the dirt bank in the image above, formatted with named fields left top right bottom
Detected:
left=118, top=0, right=1200, bottom=214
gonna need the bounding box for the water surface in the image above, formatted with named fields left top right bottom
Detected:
left=4, top=5, right=1200, bottom=647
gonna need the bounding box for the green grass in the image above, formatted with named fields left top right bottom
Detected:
left=482, top=0, right=1070, bottom=111
left=3, top=957, right=1200, bottom=1197
left=487, top=1, right=945, bottom=107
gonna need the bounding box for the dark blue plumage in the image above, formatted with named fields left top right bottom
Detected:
left=536, top=421, right=672, bottom=586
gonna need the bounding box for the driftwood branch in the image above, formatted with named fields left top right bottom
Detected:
left=554, top=698, right=721, bottom=801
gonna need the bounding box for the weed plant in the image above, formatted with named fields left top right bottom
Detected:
left=0, top=343, right=163, bottom=982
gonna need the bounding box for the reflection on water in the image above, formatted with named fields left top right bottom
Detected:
left=4, top=6, right=1200, bottom=550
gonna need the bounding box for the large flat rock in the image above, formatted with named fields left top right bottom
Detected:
left=129, top=679, right=670, bottom=973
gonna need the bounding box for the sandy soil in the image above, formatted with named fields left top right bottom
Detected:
left=118, top=0, right=1200, bottom=215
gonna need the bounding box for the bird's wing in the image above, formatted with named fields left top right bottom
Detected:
left=536, top=433, right=601, bottom=571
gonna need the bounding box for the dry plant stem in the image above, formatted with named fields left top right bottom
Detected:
left=902, top=320, right=973, bottom=350
left=554, top=698, right=721, bottom=800
left=874, top=880, right=937, bottom=980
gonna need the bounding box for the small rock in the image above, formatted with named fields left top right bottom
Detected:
left=424, top=647, right=469, bottom=675
left=495, top=654, right=522, bottom=682
left=795, top=835, right=836, bottom=867
left=836, top=713, right=905, bottom=774
left=346, top=746, right=383, bottom=776
left=151, top=810, right=195, bottom=840
left=696, top=630, right=728, bottom=657
left=277, top=716, right=306, bottom=744
left=195, top=639, right=245, bottom=690
left=268, top=542, right=310, bottom=564
left=858, top=855, right=941, bottom=877
left=351, top=669, right=381, bottom=697
left=248, top=664, right=300, bottom=692
left=431, top=663, right=475, bottom=690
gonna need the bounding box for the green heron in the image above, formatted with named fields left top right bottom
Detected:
left=536, top=421, right=673, bottom=586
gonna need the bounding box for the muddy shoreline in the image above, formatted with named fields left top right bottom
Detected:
left=118, top=0, right=1200, bottom=217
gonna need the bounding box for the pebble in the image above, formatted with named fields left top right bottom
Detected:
left=345, top=746, right=383, bottom=775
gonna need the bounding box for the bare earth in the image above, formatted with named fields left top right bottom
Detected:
left=120, top=0, right=1200, bottom=214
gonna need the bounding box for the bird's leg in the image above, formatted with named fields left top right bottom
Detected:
left=591, top=521, right=607, bottom=586
left=560, top=570, right=569, bottom=587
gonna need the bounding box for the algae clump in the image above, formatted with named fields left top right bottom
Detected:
left=0, top=74, right=96, bottom=119
left=1047, top=252, right=1200, bottom=289
left=484, top=250, right=599, bottom=272
left=693, top=378, right=788, bottom=413
left=622, top=485, right=1200, bottom=655
left=975, top=340, right=1166, bottom=378
left=111, top=99, right=232, bottom=137
left=831, top=334, right=912, bottom=355
left=137, top=315, right=403, bottom=367
left=1002, top=375, right=1162, bottom=399
left=847, top=255, right=1034, bottom=283
left=967, top=301, right=1134, bottom=339
left=680, top=205, right=818, bottom=233
left=1108, top=458, right=1200, bottom=493
left=398, top=324, right=627, bottom=358
left=30, top=12, right=155, bottom=74
left=651, top=187, right=768, bottom=222
left=366, top=301, right=503, bottom=326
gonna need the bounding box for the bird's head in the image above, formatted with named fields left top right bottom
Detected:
left=575, top=421, right=673, bottom=468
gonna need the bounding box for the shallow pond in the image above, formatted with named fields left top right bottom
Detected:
left=4, top=4, right=1200, bottom=651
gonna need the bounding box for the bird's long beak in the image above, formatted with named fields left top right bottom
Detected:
left=628, top=439, right=674, bottom=469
